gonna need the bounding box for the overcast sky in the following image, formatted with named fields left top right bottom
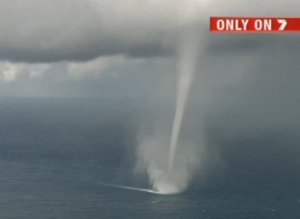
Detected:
left=0, top=0, right=299, bottom=114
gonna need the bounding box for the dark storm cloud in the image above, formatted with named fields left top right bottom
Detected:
left=0, top=0, right=299, bottom=63
left=0, top=0, right=180, bottom=62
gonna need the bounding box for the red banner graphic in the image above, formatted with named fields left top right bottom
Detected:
left=210, top=17, right=300, bottom=33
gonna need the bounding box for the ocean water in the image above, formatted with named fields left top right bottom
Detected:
left=0, top=98, right=300, bottom=219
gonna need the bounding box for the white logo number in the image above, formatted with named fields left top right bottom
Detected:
left=277, top=19, right=287, bottom=31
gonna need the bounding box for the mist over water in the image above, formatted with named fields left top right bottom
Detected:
left=135, top=129, right=203, bottom=195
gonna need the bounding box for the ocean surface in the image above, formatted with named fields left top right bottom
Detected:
left=0, top=97, right=299, bottom=219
